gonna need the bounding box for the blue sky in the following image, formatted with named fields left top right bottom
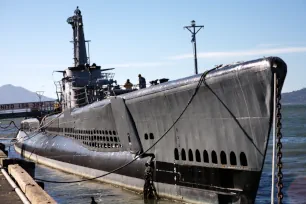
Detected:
left=1, top=0, right=306, bottom=98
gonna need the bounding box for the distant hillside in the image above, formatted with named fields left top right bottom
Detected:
left=282, top=88, right=306, bottom=104
left=0, top=84, right=54, bottom=104
left=0, top=84, right=303, bottom=105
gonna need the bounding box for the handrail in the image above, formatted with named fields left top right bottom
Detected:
left=0, top=165, right=30, bottom=204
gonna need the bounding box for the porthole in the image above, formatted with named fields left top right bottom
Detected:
left=109, top=131, right=112, bottom=135
left=230, top=152, right=237, bottom=165
left=106, top=137, right=109, bottom=141
left=102, top=130, right=105, bottom=134
left=174, top=148, right=179, bottom=160
left=181, top=149, right=186, bottom=161
left=144, top=133, right=148, bottom=140
left=105, top=131, right=108, bottom=135
left=240, top=152, right=248, bottom=166
left=195, top=149, right=201, bottom=162
left=188, top=149, right=194, bottom=161
left=220, top=151, right=227, bottom=165
left=204, top=150, right=209, bottom=163
left=103, top=136, right=105, bottom=141
left=110, top=137, right=113, bottom=142
left=113, top=131, right=116, bottom=135
left=149, top=133, right=154, bottom=139
left=114, top=137, right=118, bottom=142
left=212, top=151, right=218, bottom=164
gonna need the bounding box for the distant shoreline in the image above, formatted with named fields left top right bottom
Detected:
left=282, top=103, right=306, bottom=106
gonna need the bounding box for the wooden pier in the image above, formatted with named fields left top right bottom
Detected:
left=0, top=143, right=56, bottom=204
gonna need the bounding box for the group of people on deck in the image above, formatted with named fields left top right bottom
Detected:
left=124, top=74, right=146, bottom=90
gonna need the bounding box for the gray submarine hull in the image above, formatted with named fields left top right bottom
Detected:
left=16, top=57, right=287, bottom=204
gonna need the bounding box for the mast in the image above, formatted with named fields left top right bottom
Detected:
left=67, top=6, right=88, bottom=67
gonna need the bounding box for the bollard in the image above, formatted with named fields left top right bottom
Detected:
left=0, top=143, right=5, bottom=151
left=36, top=181, right=45, bottom=190
left=0, top=143, right=8, bottom=156
left=0, top=158, right=35, bottom=177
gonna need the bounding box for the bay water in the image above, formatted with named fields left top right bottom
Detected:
left=1, top=104, right=305, bottom=203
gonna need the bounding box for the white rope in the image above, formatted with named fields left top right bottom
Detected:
left=0, top=165, right=30, bottom=204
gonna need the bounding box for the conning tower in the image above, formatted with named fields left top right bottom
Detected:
left=55, top=7, right=134, bottom=111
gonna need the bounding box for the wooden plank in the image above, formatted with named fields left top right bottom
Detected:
left=8, top=164, right=57, bottom=204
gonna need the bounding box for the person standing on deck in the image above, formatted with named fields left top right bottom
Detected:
left=138, top=74, right=146, bottom=89
left=124, top=79, right=133, bottom=90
